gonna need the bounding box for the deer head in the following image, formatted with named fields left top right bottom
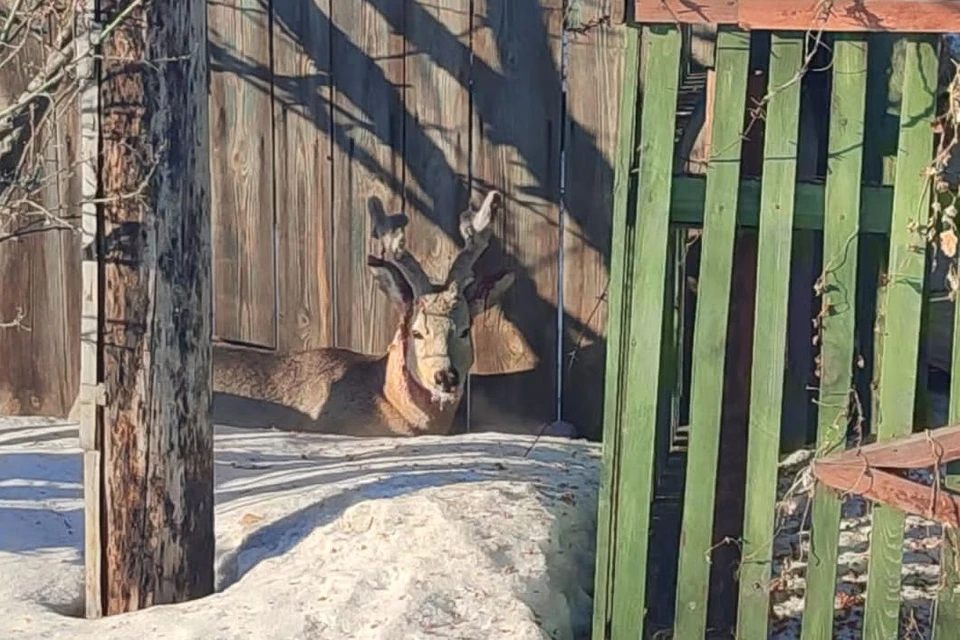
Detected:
left=366, top=190, right=515, bottom=403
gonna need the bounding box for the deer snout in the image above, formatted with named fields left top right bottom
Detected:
left=433, top=368, right=460, bottom=393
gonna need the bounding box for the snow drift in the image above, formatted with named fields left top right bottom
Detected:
left=0, top=418, right=599, bottom=640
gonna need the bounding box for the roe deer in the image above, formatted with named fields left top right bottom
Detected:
left=211, top=190, right=515, bottom=437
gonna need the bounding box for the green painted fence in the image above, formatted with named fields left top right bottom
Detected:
left=593, top=24, right=960, bottom=639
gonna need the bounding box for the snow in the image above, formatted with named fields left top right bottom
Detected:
left=0, top=417, right=599, bottom=640
left=1, top=399, right=955, bottom=639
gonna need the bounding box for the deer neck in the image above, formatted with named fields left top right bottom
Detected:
left=382, top=329, right=461, bottom=435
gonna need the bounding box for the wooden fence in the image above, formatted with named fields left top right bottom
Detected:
left=593, top=11, right=960, bottom=640
left=0, top=0, right=629, bottom=435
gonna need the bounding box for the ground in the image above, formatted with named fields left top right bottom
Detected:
left=0, top=418, right=598, bottom=640
left=0, top=414, right=954, bottom=639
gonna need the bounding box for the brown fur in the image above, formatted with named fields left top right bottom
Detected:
left=211, top=190, right=513, bottom=437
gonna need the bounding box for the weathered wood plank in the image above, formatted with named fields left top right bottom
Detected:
left=801, top=34, right=869, bottom=640
left=827, top=424, right=960, bottom=468
left=330, top=0, right=404, bottom=354
left=208, top=0, right=277, bottom=348
left=0, top=9, right=81, bottom=418
left=862, top=34, right=939, bottom=640
left=98, top=0, right=214, bottom=612
left=271, top=0, right=335, bottom=352
left=671, top=27, right=749, bottom=640
left=470, top=0, right=563, bottom=425
left=634, top=0, right=737, bottom=25
left=83, top=450, right=102, bottom=618
left=402, top=0, right=470, bottom=284
left=608, top=25, right=682, bottom=640
left=590, top=24, right=641, bottom=639
left=561, top=0, right=626, bottom=438
left=813, top=464, right=960, bottom=528
left=635, top=0, right=960, bottom=33
left=738, top=0, right=960, bottom=33
left=76, top=1, right=102, bottom=617
left=736, top=32, right=804, bottom=639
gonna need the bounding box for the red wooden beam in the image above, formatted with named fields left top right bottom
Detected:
left=813, top=462, right=960, bottom=528
left=739, top=0, right=960, bottom=33
left=635, top=0, right=960, bottom=33
left=829, top=424, right=960, bottom=470
left=635, top=0, right=738, bottom=24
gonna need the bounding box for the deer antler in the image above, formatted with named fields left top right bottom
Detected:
left=368, top=197, right=432, bottom=297
left=445, top=190, right=501, bottom=287
left=377, top=225, right=432, bottom=297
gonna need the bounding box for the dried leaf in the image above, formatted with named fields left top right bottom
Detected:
left=941, top=228, right=958, bottom=258
left=239, top=512, right=264, bottom=526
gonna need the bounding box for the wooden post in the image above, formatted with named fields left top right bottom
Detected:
left=84, top=0, right=214, bottom=615
left=75, top=0, right=103, bottom=620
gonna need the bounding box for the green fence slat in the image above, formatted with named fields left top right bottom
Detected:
left=591, top=24, right=641, bottom=640
left=735, top=32, right=804, bottom=639
left=934, top=138, right=960, bottom=637
left=862, top=34, right=939, bottom=640
left=934, top=310, right=960, bottom=635
left=608, top=24, right=682, bottom=640
left=671, top=27, right=750, bottom=640
left=800, top=34, right=869, bottom=640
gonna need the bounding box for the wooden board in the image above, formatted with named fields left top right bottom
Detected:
left=0, top=11, right=81, bottom=417
left=470, top=0, right=564, bottom=425
left=562, top=0, right=627, bottom=438
left=636, top=0, right=960, bottom=33
left=271, top=0, right=335, bottom=352
left=862, top=34, right=939, bottom=640
left=738, top=0, right=960, bottom=33
left=402, top=0, right=471, bottom=284
left=736, top=32, right=804, bottom=640
left=635, top=0, right=738, bottom=24
left=608, top=24, right=682, bottom=640
left=800, top=34, right=869, bottom=640
left=208, top=0, right=277, bottom=349
left=672, top=27, right=750, bottom=640
left=330, top=0, right=405, bottom=354
left=590, top=25, right=641, bottom=640
left=98, top=0, right=214, bottom=612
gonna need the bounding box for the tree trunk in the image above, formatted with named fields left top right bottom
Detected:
left=90, top=0, right=214, bottom=615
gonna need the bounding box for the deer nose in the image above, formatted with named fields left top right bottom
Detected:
left=434, top=368, right=459, bottom=392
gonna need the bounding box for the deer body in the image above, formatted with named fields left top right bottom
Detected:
left=211, top=191, right=514, bottom=437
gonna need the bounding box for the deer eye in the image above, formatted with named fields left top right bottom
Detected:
left=411, top=329, right=425, bottom=340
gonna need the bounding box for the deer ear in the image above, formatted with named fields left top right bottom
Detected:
left=367, top=256, right=414, bottom=308
left=465, top=270, right=515, bottom=317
